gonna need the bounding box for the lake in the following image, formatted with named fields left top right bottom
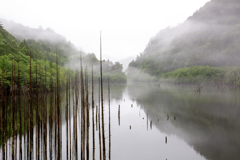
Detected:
left=1, top=83, right=240, bottom=160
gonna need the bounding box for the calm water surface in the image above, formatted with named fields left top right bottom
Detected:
left=1, top=83, right=240, bottom=160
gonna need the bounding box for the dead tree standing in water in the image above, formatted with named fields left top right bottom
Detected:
left=18, top=60, right=23, bottom=160
left=66, top=74, right=69, bottom=160
left=98, top=77, right=102, bottom=160
left=2, top=60, right=6, bottom=160
left=56, top=55, right=61, bottom=160
left=80, top=54, right=85, bottom=160
left=100, top=31, right=106, bottom=160
left=108, top=78, right=111, bottom=160
left=92, top=65, right=95, bottom=160
left=85, top=67, right=90, bottom=160
left=11, top=60, right=15, bottom=160
left=36, top=61, right=40, bottom=160
left=49, top=62, right=53, bottom=160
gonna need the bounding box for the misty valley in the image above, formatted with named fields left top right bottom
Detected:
left=1, top=0, right=240, bottom=159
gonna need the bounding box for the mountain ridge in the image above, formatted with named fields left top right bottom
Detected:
left=127, top=0, right=240, bottom=85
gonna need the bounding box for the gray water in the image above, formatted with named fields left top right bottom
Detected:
left=123, top=83, right=240, bottom=160
left=1, top=83, right=240, bottom=160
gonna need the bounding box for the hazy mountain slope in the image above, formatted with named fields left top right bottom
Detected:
left=0, top=18, right=79, bottom=60
left=0, top=22, right=19, bottom=55
left=0, top=18, right=65, bottom=43
left=0, top=22, right=68, bottom=66
left=128, top=0, right=240, bottom=83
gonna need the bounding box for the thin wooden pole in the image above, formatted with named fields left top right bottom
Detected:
left=44, top=62, right=47, bottom=160
left=98, top=77, right=102, bottom=160
left=100, top=31, right=106, bottom=160
left=69, top=72, right=71, bottom=160
left=57, top=54, right=61, bottom=160
left=18, top=60, right=22, bottom=160
left=108, top=78, right=111, bottom=160
left=80, top=53, right=85, bottom=160
left=2, top=60, right=6, bottom=160
left=36, top=61, right=40, bottom=160
left=118, top=105, right=120, bottom=126
left=49, top=62, right=53, bottom=160
left=86, top=67, right=90, bottom=160
left=66, top=73, right=69, bottom=160
left=92, top=65, right=95, bottom=160
left=30, top=51, right=34, bottom=160
left=11, top=59, right=15, bottom=160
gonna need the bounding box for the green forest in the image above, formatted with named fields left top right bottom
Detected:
left=127, top=0, right=240, bottom=86
left=0, top=22, right=126, bottom=91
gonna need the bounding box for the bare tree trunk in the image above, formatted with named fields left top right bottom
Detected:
left=92, top=65, right=95, bottom=160
left=100, top=31, right=106, bottom=160
left=118, top=105, right=120, bottom=126
left=14, top=60, right=17, bottom=160
left=49, top=62, right=53, bottom=160
left=80, top=54, right=85, bottom=160
left=56, top=55, right=61, bottom=160
left=36, top=62, right=40, bottom=160
left=98, top=78, right=102, bottom=160
left=18, top=61, right=22, bottom=160
left=108, top=78, right=111, bottom=160
left=2, top=60, right=6, bottom=160
left=11, top=60, right=15, bottom=160
left=30, top=52, right=34, bottom=160
left=55, top=82, right=57, bottom=159
left=23, top=69, right=27, bottom=160
left=74, top=70, right=79, bottom=160
left=66, top=74, right=69, bottom=160
left=44, top=62, right=48, bottom=160
left=69, top=74, right=72, bottom=160
left=85, top=67, right=90, bottom=160
left=40, top=65, right=44, bottom=160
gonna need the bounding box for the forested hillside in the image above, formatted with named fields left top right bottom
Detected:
left=128, top=0, right=240, bottom=86
left=0, top=22, right=72, bottom=89
left=0, top=21, right=126, bottom=90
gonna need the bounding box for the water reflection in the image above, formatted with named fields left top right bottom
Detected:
left=1, top=83, right=239, bottom=160
left=127, top=83, right=240, bottom=160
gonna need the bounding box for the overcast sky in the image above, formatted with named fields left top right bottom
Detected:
left=0, top=0, right=209, bottom=61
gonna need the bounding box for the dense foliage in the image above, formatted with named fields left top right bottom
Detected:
left=127, top=0, right=240, bottom=85
left=0, top=22, right=72, bottom=90
left=162, top=66, right=240, bottom=86
left=0, top=21, right=126, bottom=89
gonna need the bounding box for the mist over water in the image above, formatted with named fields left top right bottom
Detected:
left=1, top=83, right=240, bottom=160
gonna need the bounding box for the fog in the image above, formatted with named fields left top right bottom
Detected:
left=0, top=0, right=210, bottom=61
left=0, top=18, right=66, bottom=43
left=127, top=0, right=240, bottom=82
left=2, top=0, right=238, bottom=83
